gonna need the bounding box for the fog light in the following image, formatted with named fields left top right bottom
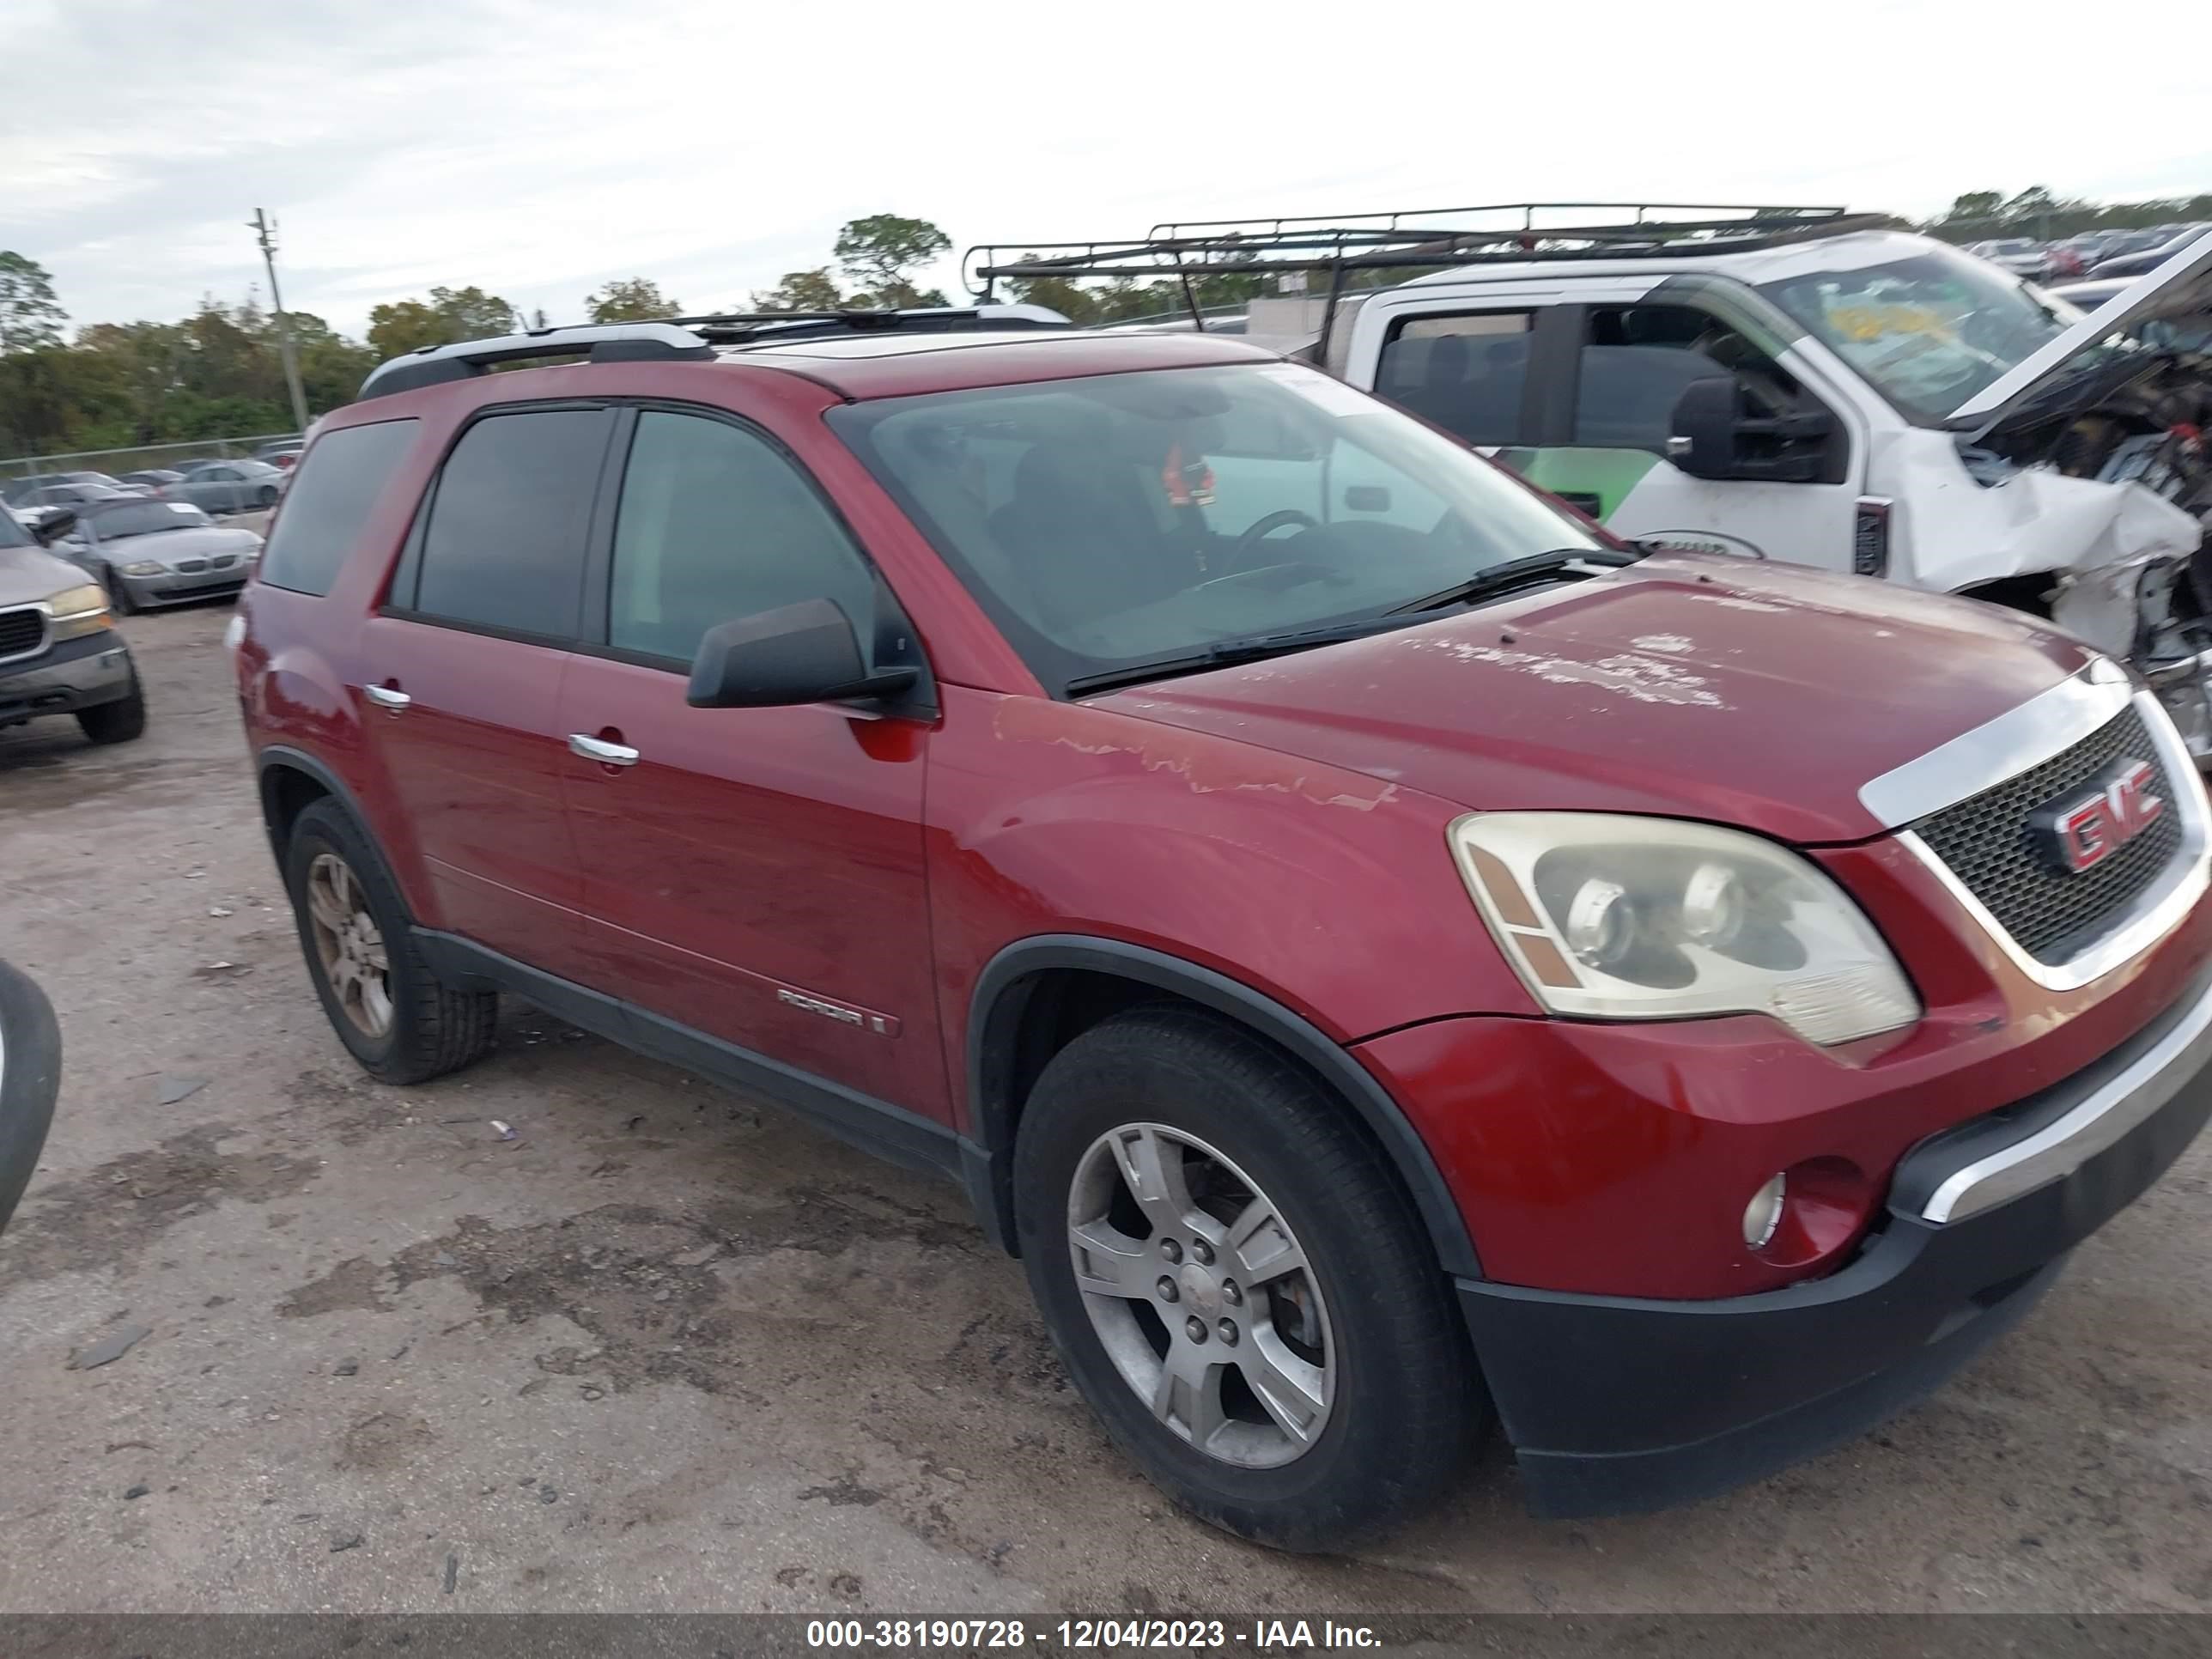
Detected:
left=1742, top=1173, right=1787, bottom=1250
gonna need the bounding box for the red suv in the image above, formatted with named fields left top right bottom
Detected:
left=234, top=309, right=2212, bottom=1547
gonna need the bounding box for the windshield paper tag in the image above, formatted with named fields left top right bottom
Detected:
left=1260, top=363, right=1379, bottom=418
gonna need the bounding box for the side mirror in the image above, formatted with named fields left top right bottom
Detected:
left=686, top=597, right=919, bottom=711
left=1667, top=376, right=1836, bottom=483
left=29, top=510, right=76, bottom=546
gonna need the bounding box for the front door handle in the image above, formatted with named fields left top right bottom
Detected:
left=569, top=732, right=640, bottom=767
left=363, top=684, right=410, bottom=710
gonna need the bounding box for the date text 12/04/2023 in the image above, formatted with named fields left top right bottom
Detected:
left=803, top=1619, right=1383, bottom=1649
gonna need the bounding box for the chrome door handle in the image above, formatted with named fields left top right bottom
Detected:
left=363, top=684, right=410, bottom=710
left=568, top=733, right=640, bottom=767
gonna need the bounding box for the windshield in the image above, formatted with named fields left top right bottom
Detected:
left=829, top=362, right=1604, bottom=694
left=1754, top=241, right=2101, bottom=422
left=88, top=501, right=211, bottom=538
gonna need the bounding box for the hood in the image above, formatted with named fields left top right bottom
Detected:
left=1952, top=229, right=2212, bottom=432
left=0, top=545, right=96, bottom=609
left=98, top=524, right=258, bottom=565
left=1090, top=554, right=2094, bottom=845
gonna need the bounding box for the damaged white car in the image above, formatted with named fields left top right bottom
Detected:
left=974, top=210, right=2212, bottom=757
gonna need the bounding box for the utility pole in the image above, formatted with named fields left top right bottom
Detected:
left=250, top=209, right=311, bottom=434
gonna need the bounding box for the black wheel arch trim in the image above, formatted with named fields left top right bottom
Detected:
left=965, top=934, right=1480, bottom=1278
left=255, top=744, right=375, bottom=860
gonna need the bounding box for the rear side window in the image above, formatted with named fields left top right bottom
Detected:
left=258, top=419, right=418, bottom=596
left=1373, top=312, right=1533, bottom=446
left=410, top=408, right=611, bottom=641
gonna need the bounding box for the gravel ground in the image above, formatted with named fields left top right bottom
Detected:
left=2, top=601, right=2210, bottom=1616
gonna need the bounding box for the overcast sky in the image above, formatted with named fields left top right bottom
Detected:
left=4, top=0, right=2205, bottom=342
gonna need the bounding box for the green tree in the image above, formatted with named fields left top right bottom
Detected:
left=1942, top=191, right=2003, bottom=224
left=0, top=252, right=67, bottom=355
left=585, top=277, right=680, bottom=323
left=751, top=268, right=847, bottom=312
left=366, top=285, right=520, bottom=358
left=834, top=215, right=951, bottom=305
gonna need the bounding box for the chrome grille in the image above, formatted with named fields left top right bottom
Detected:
left=173, top=558, right=210, bottom=574
left=0, top=606, right=46, bottom=661
left=1912, top=706, right=2185, bottom=964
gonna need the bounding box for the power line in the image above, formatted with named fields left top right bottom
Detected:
left=250, top=209, right=310, bottom=434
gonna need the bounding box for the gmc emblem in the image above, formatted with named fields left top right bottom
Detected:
left=2031, top=759, right=2164, bottom=874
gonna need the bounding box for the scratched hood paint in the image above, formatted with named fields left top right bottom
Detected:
left=1091, top=554, right=2096, bottom=844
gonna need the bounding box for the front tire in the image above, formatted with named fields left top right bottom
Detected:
left=283, top=799, right=496, bottom=1085
left=1013, top=1006, right=1481, bottom=1549
left=76, top=678, right=146, bottom=744
left=103, top=571, right=137, bottom=616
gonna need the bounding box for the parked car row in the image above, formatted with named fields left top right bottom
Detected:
left=3, top=459, right=288, bottom=526
left=1966, top=223, right=2212, bottom=283
left=224, top=289, right=2212, bottom=1548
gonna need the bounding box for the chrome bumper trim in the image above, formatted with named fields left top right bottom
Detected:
left=1923, top=965, right=2212, bottom=1222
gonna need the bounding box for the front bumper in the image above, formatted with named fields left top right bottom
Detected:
left=118, top=566, right=247, bottom=607
left=0, top=629, right=134, bottom=723
left=1455, top=957, right=2212, bottom=1517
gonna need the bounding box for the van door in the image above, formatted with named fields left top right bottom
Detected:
left=1534, top=301, right=1863, bottom=570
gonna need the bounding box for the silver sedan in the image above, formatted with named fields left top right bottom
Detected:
left=169, top=459, right=286, bottom=514
left=56, top=499, right=260, bottom=611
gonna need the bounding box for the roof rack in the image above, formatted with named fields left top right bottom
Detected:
left=354, top=305, right=1072, bottom=402
left=964, top=203, right=1870, bottom=293
left=964, top=203, right=1878, bottom=367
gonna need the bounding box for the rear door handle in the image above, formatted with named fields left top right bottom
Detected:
left=568, top=733, right=640, bottom=767
left=363, top=684, right=410, bottom=710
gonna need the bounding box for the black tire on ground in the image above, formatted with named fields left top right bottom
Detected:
left=103, top=571, right=137, bottom=616
left=1013, top=1005, right=1483, bottom=1550
left=256, top=485, right=277, bottom=507
left=0, top=957, right=62, bottom=1237
left=283, top=798, right=498, bottom=1085
left=76, top=677, right=146, bottom=744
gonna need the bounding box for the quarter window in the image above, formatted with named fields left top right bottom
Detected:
left=606, top=410, right=877, bottom=665
left=410, top=408, right=611, bottom=640
left=258, top=418, right=418, bottom=597
left=1373, top=312, right=1534, bottom=446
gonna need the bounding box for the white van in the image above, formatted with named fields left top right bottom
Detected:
left=975, top=210, right=2212, bottom=757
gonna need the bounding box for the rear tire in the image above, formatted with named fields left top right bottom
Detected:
left=256, top=485, right=278, bottom=507
left=283, top=799, right=497, bottom=1085
left=1013, top=1006, right=1481, bottom=1549
left=76, top=678, right=146, bottom=744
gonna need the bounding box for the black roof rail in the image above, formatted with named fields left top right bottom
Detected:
left=355, top=306, right=1073, bottom=403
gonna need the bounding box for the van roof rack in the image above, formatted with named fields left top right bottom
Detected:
left=355, top=305, right=1071, bottom=401
left=965, top=203, right=1874, bottom=293
left=964, top=203, right=1879, bottom=366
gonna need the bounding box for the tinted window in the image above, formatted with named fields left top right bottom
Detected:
left=1573, top=306, right=1778, bottom=452
left=413, top=409, right=608, bottom=639
left=607, top=410, right=876, bottom=664
left=1373, top=312, right=1533, bottom=446
left=258, top=418, right=418, bottom=597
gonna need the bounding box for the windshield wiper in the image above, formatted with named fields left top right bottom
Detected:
left=1067, top=617, right=1412, bottom=696
left=1387, top=546, right=1639, bottom=615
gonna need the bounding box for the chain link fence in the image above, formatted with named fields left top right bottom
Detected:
left=0, top=432, right=304, bottom=485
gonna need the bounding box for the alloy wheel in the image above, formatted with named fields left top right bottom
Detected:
left=305, top=853, right=392, bottom=1038
left=1066, top=1121, right=1334, bottom=1468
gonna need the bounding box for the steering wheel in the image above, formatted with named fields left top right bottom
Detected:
left=1220, top=509, right=1321, bottom=575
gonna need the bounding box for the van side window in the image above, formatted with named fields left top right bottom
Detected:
left=410, top=408, right=611, bottom=641
left=606, top=410, right=878, bottom=665
left=1574, top=306, right=1806, bottom=454
left=1373, top=313, right=1533, bottom=447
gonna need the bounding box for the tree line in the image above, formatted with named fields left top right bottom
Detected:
left=3, top=190, right=2207, bottom=459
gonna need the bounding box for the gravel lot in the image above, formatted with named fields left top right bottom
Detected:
left=3, top=599, right=2211, bottom=1615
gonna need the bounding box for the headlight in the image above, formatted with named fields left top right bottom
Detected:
left=1448, top=812, right=1919, bottom=1046
left=119, top=561, right=167, bottom=577
left=46, top=583, right=112, bottom=641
